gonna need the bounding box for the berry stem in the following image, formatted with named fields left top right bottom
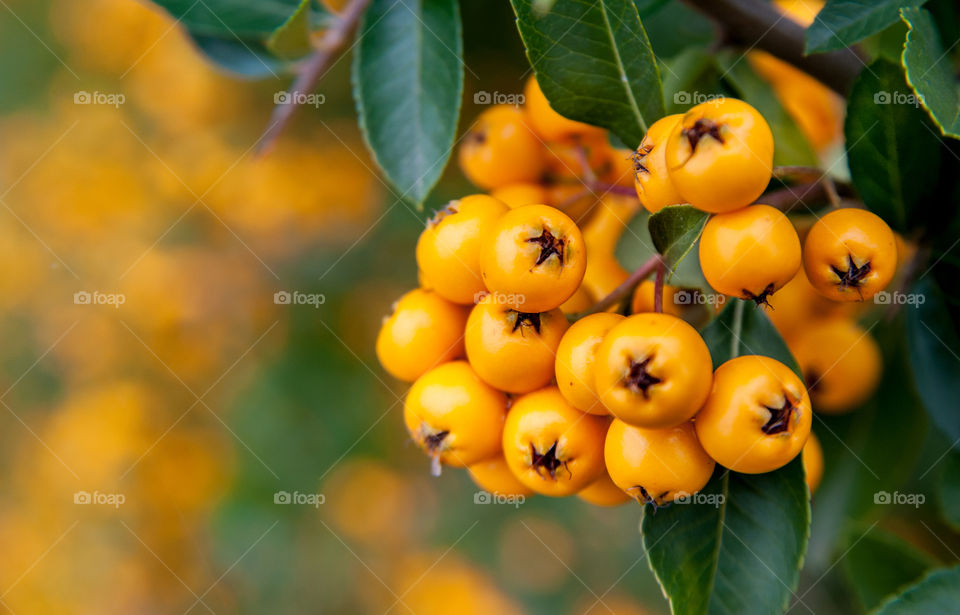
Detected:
left=573, top=254, right=663, bottom=319
left=257, top=0, right=372, bottom=156
left=654, top=260, right=665, bottom=313
left=590, top=182, right=638, bottom=197
left=729, top=299, right=745, bottom=359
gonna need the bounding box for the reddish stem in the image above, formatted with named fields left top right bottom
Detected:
left=574, top=254, right=663, bottom=318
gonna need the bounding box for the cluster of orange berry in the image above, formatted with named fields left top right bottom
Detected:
left=376, top=81, right=897, bottom=507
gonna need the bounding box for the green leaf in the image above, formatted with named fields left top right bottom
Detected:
left=353, top=0, right=463, bottom=207
left=647, top=205, right=708, bottom=283
left=149, top=0, right=306, bottom=39
left=642, top=458, right=810, bottom=615
left=901, top=6, right=960, bottom=139
left=715, top=52, right=818, bottom=168
left=700, top=300, right=801, bottom=375
left=844, top=59, right=941, bottom=232
left=805, top=0, right=928, bottom=54
left=510, top=0, right=665, bottom=148
left=938, top=450, right=960, bottom=530
left=842, top=526, right=936, bottom=612
left=265, top=0, right=312, bottom=59
left=613, top=208, right=655, bottom=270
left=906, top=277, right=960, bottom=447
left=807, top=317, right=928, bottom=569
left=872, top=566, right=960, bottom=614
left=661, top=48, right=725, bottom=115
left=192, top=36, right=292, bottom=77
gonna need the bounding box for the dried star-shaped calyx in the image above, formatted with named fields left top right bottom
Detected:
left=683, top=118, right=725, bottom=153
left=743, top=282, right=776, bottom=308
left=511, top=311, right=542, bottom=335
left=624, top=357, right=662, bottom=399
left=423, top=429, right=450, bottom=451
left=525, top=228, right=565, bottom=266
left=761, top=395, right=796, bottom=435
left=530, top=442, right=568, bottom=480
left=427, top=203, right=458, bottom=228
left=830, top=254, right=871, bottom=294
left=627, top=485, right=671, bottom=509
left=631, top=149, right=651, bottom=175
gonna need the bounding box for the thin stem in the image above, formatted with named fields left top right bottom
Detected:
left=591, top=181, right=637, bottom=197
left=257, top=0, right=372, bottom=156
left=729, top=299, right=745, bottom=359
left=653, top=261, right=665, bottom=313
left=573, top=254, right=663, bottom=319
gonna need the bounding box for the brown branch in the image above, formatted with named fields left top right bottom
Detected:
left=683, top=0, right=863, bottom=95
left=573, top=254, right=663, bottom=319
left=257, top=0, right=371, bottom=156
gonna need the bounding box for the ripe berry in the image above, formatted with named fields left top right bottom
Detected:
left=416, top=194, right=509, bottom=304
left=633, top=114, right=684, bottom=213
left=802, top=208, right=897, bottom=301
left=802, top=431, right=823, bottom=495
left=524, top=75, right=605, bottom=142
left=593, top=313, right=713, bottom=428
left=698, top=204, right=801, bottom=305
left=459, top=105, right=546, bottom=189
left=604, top=419, right=715, bottom=506
left=482, top=204, right=586, bottom=312
left=630, top=279, right=682, bottom=316
left=789, top=318, right=881, bottom=413
left=502, top=386, right=608, bottom=496
left=554, top=313, right=625, bottom=415
left=490, top=182, right=549, bottom=209
left=468, top=455, right=533, bottom=497
left=695, top=355, right=812, bottom=474
left=576, top=471, right=630, bottom=507
left=664, top=98, right=774, bottom=213
left=464, top=293, right=568, bottom=394
left=764, top=267, right=855, bottom=339
left=376, top=288, right=469, bottom=382
left=404, top=361, right=507, bottom=472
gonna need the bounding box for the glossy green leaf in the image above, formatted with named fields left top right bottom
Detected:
left=511, top=0, right=664, bottom=148
left=647, top=205, right=708, bottom=284
left=700, top=300, right=801, bottom=375
left=353, top=0, right=463, bottom=207
left=807, top=316, right=928, bottom=569
left=192, top=36, right=291, bottom=77
left=842, top=526, right=936, bottom=612
left=906, top=277, right=960, bottom=446
left=938, top=450, right=960, bottom=530
left=265, top=0, right=312, bottom=59
left=901, top=6, right=960, bottom=139
left=642, top=458, right=810, bottom=615
left=844, top=59, right=940, bottom=231
left=715, top=52, right=818, bottom=167
left=149, top=0, right=305, bottom=39
left=872, top=566, right=960, bottom=614
left=805, top=0, right=928, bottom=54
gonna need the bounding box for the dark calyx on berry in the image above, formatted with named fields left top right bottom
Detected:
left=511, top=311, right=542, bottom=335
left=631, top=149, right=651, bottom=175
left=743, top=282, right=776, bottom=307
left=624, top=356, right=662, bottom=399
left=761, top=396, right=795, bottom=435
left=531, top=442, right=568, bottom=480
left=526, top=228, right=565, bottom=266
left=831, top=254, right=871, bottom=294
left=628, top=485, right=670, bottom=509
left=683, top=118, right=724, bottom=153
left=424, top=430, right=450, bottom=451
